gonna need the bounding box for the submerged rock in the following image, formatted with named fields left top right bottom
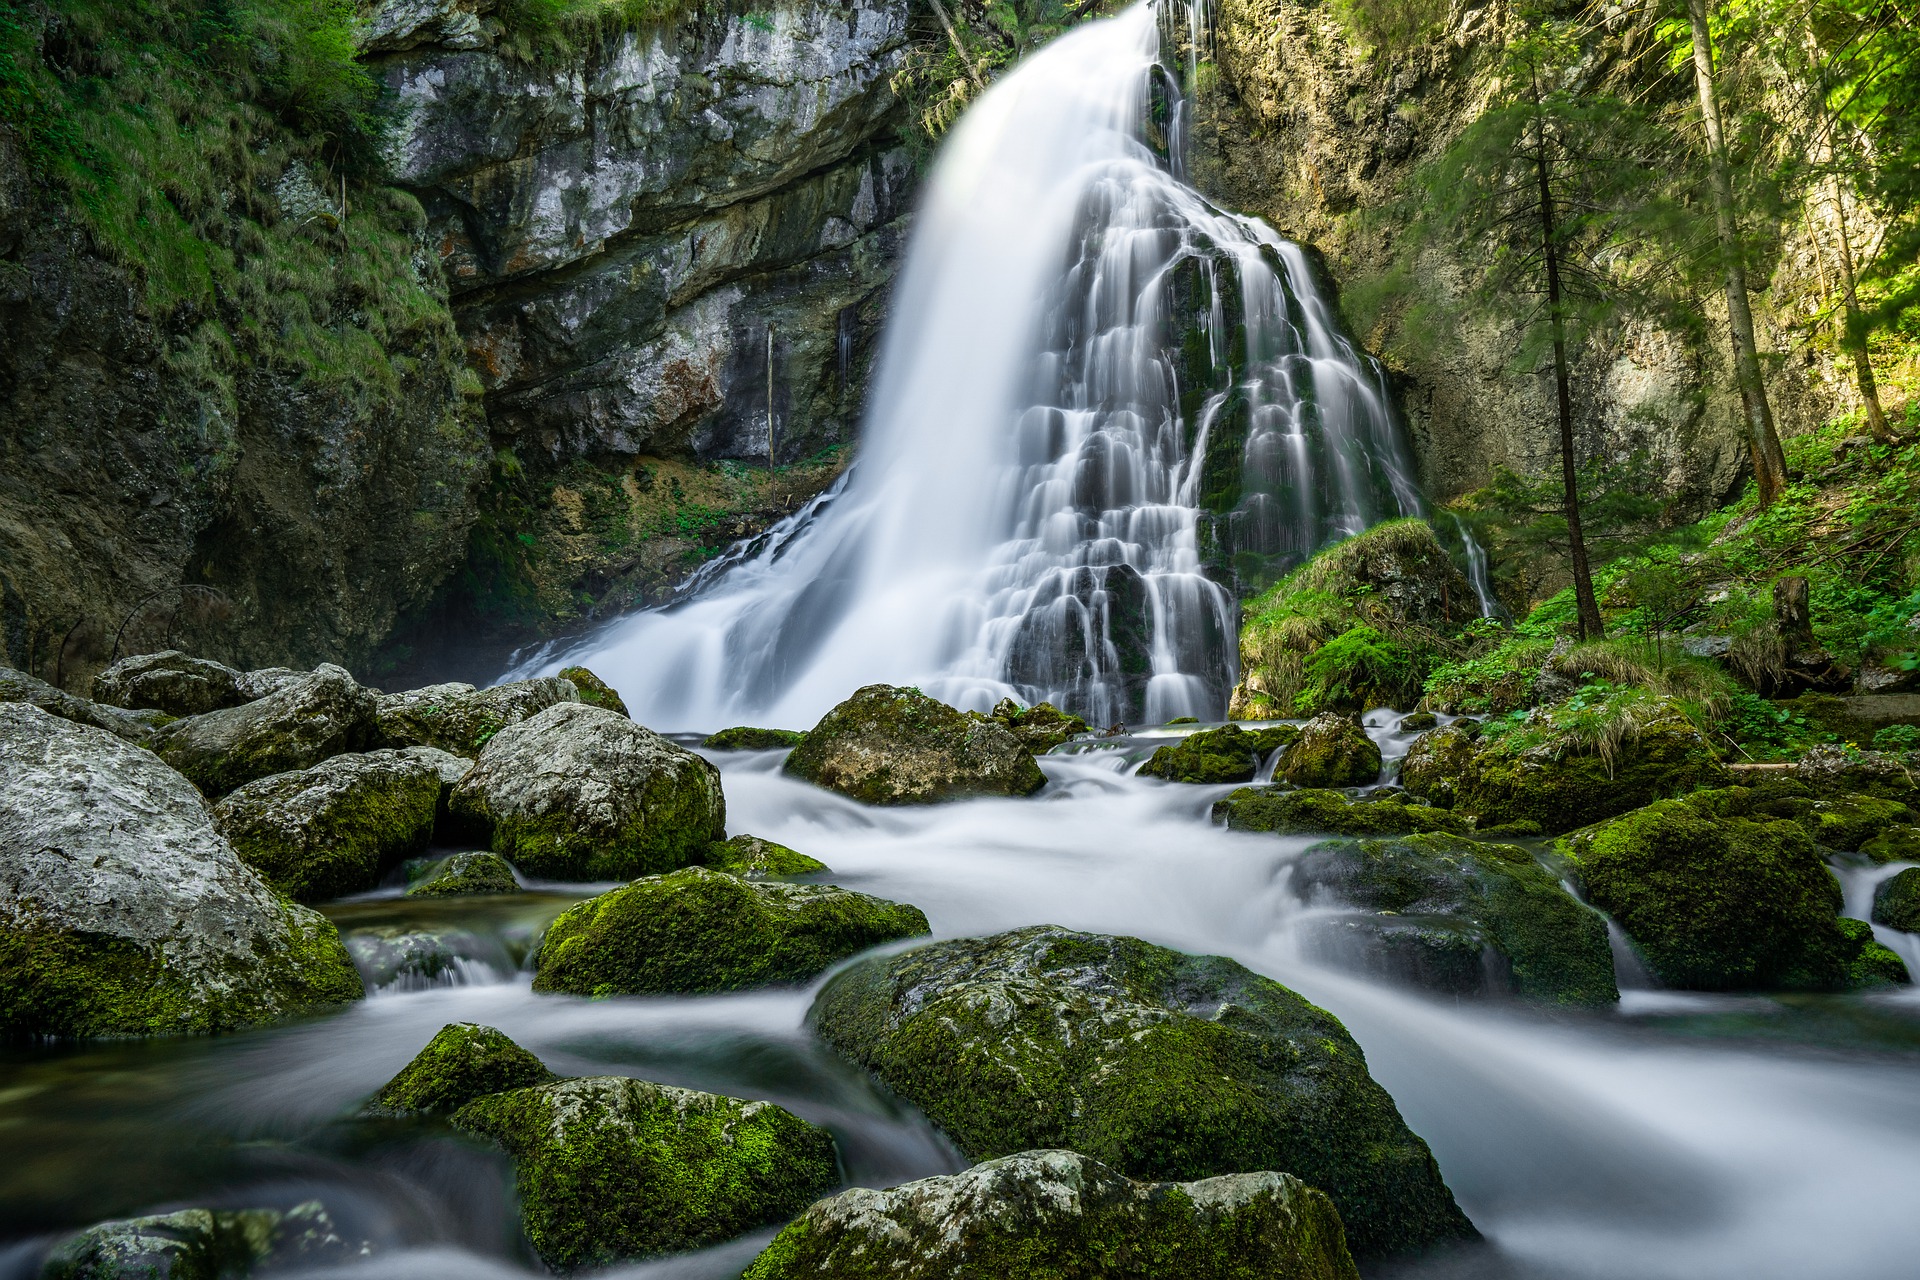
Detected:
left=1292, top=834, right=1617, bottom=1006
left=1138, top=724, right=1297, bottom=784
left=1278, top=714, right=1380, bottom=788
left=786, top=685, right=1046, bottom=804
left=151, top=664, right=376, bottom=797
left=533, top=866, right=927, bottom=996
left=90, top=651, right=245, bottom=718
left=558, top=666, right=629, bottom=717
left=406, top=851, right=519, bottom=898
left=450, top=703, right=725, bottom=880
left=212, top=750, right=449, bottom=902
left=372, top=676, right=579, bottom=758
left=703, top=726, right=806, bottom=750
left=0, top=666, right=170, bottom=745
left=39, top=1201, right=361, bottom=1280
left=811, top=926, right=1475, bottom=1258
left=368, top=1023, right=557, bottom=1117
left=985, top=698, right=1091, bottom=753
left=453, top=1076, right=838, bottom=1271
left=1213, top=787, right=1470, bottom=837
left=704, top=834, right=829, bottom=878
left=0, top=704, right=364, bottom=1037
left=743, top=1149, right=1359, bottom=1280
left=1874, top=868, right=1920, bottom=933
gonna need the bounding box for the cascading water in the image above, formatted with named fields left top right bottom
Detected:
left=529, top=0, right=1421, bottom=729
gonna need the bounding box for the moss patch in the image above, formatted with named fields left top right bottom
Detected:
left=405, top=852, right=519, bottom=898
left=1214, top=788, right=1471, bottom=837
left=558, top=667, right=629, bottom=718
left=785, top=685, right=1045, bottom=804
left=1139, top=725, right=1298, bottom=784
left=704, top=727, right=806, bottom=751
left=1279, top=715, right=1382, bottom=788
left=704, top=834, right=829, bottom=878
left=1873, top=868, right=1920, bottom=932
left=368, top=1022, right=557, bottom=1117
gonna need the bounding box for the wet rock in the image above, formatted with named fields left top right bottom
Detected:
left=534, top=866, right=927, bottom=996
left=1279, top=714, right=1380, bottom=788
left=406, top=851, right=519, bottom=898
left=785, top=685, right=1046, bottom=804
left=39, top=1201, right=362, bottom=1280
left=1801, top=794, right=1915, bottom=851
left=1569, top=790, right=1902, bottom=991
left=453, top=1076, right=838, bottom=1271
left=372, top=676, right=579, bottom=759
left=90, top=651, right=246, bottom=718
left=812, top=926, right=1475, bottom=1258
left=1873, top=869, right=1920, bottom=933
left=151, top=665, right=376, bottom=797
left=557, top=666, right=628, bottom=717
left=704, top=834, right=828, bottom=878
left=0, top=667, right=170, bottom=745
left=1396, top=711, right=1438, bottom=733
left=1138, top=724, right=1297, bottom=784
left=368, top=1023, right=557, bottom=1117
left=703, top=726, right=806, bottom=750
left=0, top=704, right=363, bottom=1037
left=1838, top=917, right=1910, bottom=986
left=341, top=926, right=505, bottom=990
left=1292, top=834, right=1617, bottom=1006
left=450, top=703, right=726, bottom=880
left=1397, top=724, right=1479, bottom=809
left=1862, top=825, right=1920, bottom=864
left=743, top=1149, right=1360, bottom=1280
left=985, top=698, right=1091, bottom=753
left=212, top=751, right=448, bottom=902
left=1213, top=787, right=1470, bottom=837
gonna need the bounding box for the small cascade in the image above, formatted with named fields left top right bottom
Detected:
left=1452, top=514, right=1505, bottom=620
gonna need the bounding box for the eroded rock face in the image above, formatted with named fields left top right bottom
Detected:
left=151, top=664, right=377, bottom=797
left=372, top=676, right=579, bottom=758
left=0, top=704, right=364, bottom=1037
left=786, top=685, right=1047, bottom=804
left=811, top=926, right=1475, bottom=1258
left=450, top=702, right=726, bottom=879
left=743, top=1149, right=1361, bottom=1280
left=91, top=650, right=245, bottom=717
left=0, top=666, right=169, bottom=745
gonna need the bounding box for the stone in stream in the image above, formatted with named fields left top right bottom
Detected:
left=1800, top=793, right=1915, bottom=851
left=39, top=1201, right=363, bottom=1280
left=212, top=748, right=462, bottom=902
left=90, top=650, right=246, bottom=718
left=150, top=664, right=377, bottom=797
left=1290, top=834, right=1618, bottom=1007
left=0, top=704, right=364, bottom=1037
left=1137, top=724, right=1298, bottom=784
left=1212, top=787, right=1470, bottom=837
left=704, top=726, right=806, bottom=750
left=367, top=1022, right=557, bottom=1117
left=704, top=833, right=829, bottom=878
left=0, top=666, right=172, bottom=745
left=742, top=1149, right=1360, bottom=1280
left=533, top=866, right=927, bottom=996
left=453, top=1076, right=838, bottom=1272
left=450, top=702, right=725, bottom=880
left=1873, top=868, right=1920, bottom=933
left=784, top=684, right=1046, bottom=804
left=810, top=926, right=1476, bottom=1259
left=1277, top=714, right=1380, bottom=789
left=984, top=697, right=1091, bottom=753
left=405, top=851, right=519, bottom=898
left=557, top=665, right=629, bottom=717
left=1860, top=825, right=1920, bottom=864
left=371, top=675, right=580, bottom=758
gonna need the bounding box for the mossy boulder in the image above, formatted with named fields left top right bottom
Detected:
left=1278, top=714, right=1380, bottom=788
left=1838, top=917, right=1910, bottom=986
left=406, top=851, right=520, bottom=898
left=450, top=703, right=725, bottom=880
left=368, top=1022, right=557, bottom=1116
left=705, top=834, right=829, bottom=878
left=1861, top=825, right=1920, bottom=863
left=533, top=867, right=928, bottom=996
left=90, top=651, right=245, bottom=718
left=1568, top=791, right=1899, bottom=991
left=811, top=926, right=1475, bottom=1259
left=0, top=704, right=364, bottom=1037
left=211, top=749, right=452, bottom=902
left=1212, top=787, right=1471, bottom=837
left=372, top=676, right=579, bottom=758
left=1873, top=868, right=1920, bottom=932
left=558, top=666, right=628, bottom=717
left=151, top=664, right=377, bottom=797
left=1397, top=725, right=1478, bottom=809
left=985, top=698, right=1091, bottom=753
left=1800, top=794, right=1915, bottom=851
left=1397, top=712, right=1438, bottom=733
left=742, top=1149, right=1360, bottom=1280
left=1793, top=744, right=1920, bottom=807
left=0, top=666, right=170, bottom=745
left=785, top=685, right=1046, bottom=804
left=704, top=726, right=807, bottom=750
left=1139, top=724, right=1298, bottom=784
left=1291, top=834, right=1617, bottom=1006
left=39, top=1202, right=360, bottom=1280
left=453, top=1076, right=839, bottom=1271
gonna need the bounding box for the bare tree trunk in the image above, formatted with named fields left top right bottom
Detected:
left=1684, top=0, right=1789, bottom=505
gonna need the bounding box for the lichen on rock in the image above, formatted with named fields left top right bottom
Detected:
left=90, top=651, right=246, bottom=718
left=984, top=698, right=1091, bottom=753
left=373, top=676, right=580, bottom=758
left=1, top=666, right=172, bottom=745
left=785, top=685, right=1046, bottom=804
left=151, top=664, right=377, bottom=797
left=1139, top=724, right=1298, bottom=784
left=368, top=1022, right=557, bottom=1117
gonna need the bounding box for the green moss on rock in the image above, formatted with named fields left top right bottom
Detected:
left=1139, top=725, right=1298, bottom=784
left=558, top=667, right=629, bottom=717
left=1873, top=868, right=1920, bottom=932
left=705, top=834, right=829, bottom=878
left=984, top=698, right=1091, bottom=753
left=1838, top=918, right=1910, bottom=986
left=1801, top=795, right=1915, bottom=851
left=1212, top=788, right=1470, bottom=837
left=453, top=1076, right=839, bottom=1272
left=1278, top=714, right=1381, bottom=788
left=151, top=665, right=376, bottom=797
left=406, top=852, right=520, bottom=898
left=533, top=867, right=928, bottom=996
left=810, top=926, right=1475, bottom=1259
left=785, top=685, right=1046, bottom=804
left=41, top=1202, right=359, bottom=1280
left=368, top=1022, right=557, bottom=1116
left=1861, top=826, right=1920, bottom=864
left=742, top=1149, right=1360, bottom=1280
left=704, top=726, right=806, bottom=750
left=373, top=677, right=580, bottom=759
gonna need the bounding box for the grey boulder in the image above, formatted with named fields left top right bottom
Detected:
left=150, top=664, right=376, bottom=797
left=372, top=676, right=579, bottom=758
left=90, top=650, right=246, bottom=718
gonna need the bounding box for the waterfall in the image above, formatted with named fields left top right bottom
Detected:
left=530, top=0, right=1423, bottom=730
left=1452, top=513, right=1505, bottom=619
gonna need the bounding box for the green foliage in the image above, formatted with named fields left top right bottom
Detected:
left=1456, top=453, right=1665, bottom=613
left=1298, top=625, right=1420, bottom=715
left=1329, top=0, right=1449, bottom=54
left=1873, top=724, right=1920, bottom=753
left=1424, top=634, right=1549, bottom=714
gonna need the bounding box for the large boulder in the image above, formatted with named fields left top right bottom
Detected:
left=1569, top=790, right=1906, bottom=991
left=90, top=651, right=245, bottom=718
left=39, top=1202, right=362, bottom=1280
left=533, top=866, right=928, bottom=996
left=1874, top=869, right=1920, bottom=932
left=372, top=676, right=579, bottom=758
left=811, top=926, right=1475, bottom=1259
left=0, top=666, right=169, bottom=745
left=150, top=664, right=377, bottom=797
left=785, top=685, right=1046, bottom=804
left=211, top=749, right=457, bottom=902
left=1213, top=787, right=1470, bottom=837
left=743, top=1149, right=1359, bottom=1280
left=1138, top=724, right=1297, bottom=784
left=0, top=704, right=364, bottom=1037
left=450, top=702, right=725, bottom=880
left=453, top=1077, right=838, bottom=1272
left=1278, top=714, right=1381, bottom=788
left=985, top=698, right=1090, bottom=753
left=1292, top=834, right=1617, bottom=1006
left=367, top=1023, right=557, bottom=1117
left=1793, top=743, right=1920, bottom=807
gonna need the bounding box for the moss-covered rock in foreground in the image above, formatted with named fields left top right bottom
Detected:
left=150, top=664, right=377, bottom=797
left=406, top=852, right=520, bottom=898
left=534, top=867, right=928, bottom=996
left=40, top=1201, right=361, bottom=1280
left=1292, top=834, right=1617, bottom=1006
left=742, top=1149, right=1359, bottom=1280
left=1213, top=787, right=1470, bottom=837
left=1, top=666, right=171, bottom=745
left=450, top=703, right=725, bottom=880
left=1139, top=724, right=1298, bottom=784
left=368, top=1022, right=557, bottom=1116
left=1278, top=714, right=1380, bottom=788
left=453, top=1076, right=838, bottom=1272
left=1874, top=868, right=1920, bottom=932
left=1569, top=790, right=1903, bottom=991
left=704, top=726, right=807, bottom=750
left=786, top=685, right=1046, bottom=804
left=811, top=926, right=1475, bottom=1259
left=1, top=704, right=364, bottom=1038
left=704, top=834, right=829, bottom=878
left=558, top=666, right=629, bottom=717
left=1800, top=794, right=1915, bottom=851
left=372, top=676, right=580, bottom=758
left=985, top=698, right=1090, bottom=753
